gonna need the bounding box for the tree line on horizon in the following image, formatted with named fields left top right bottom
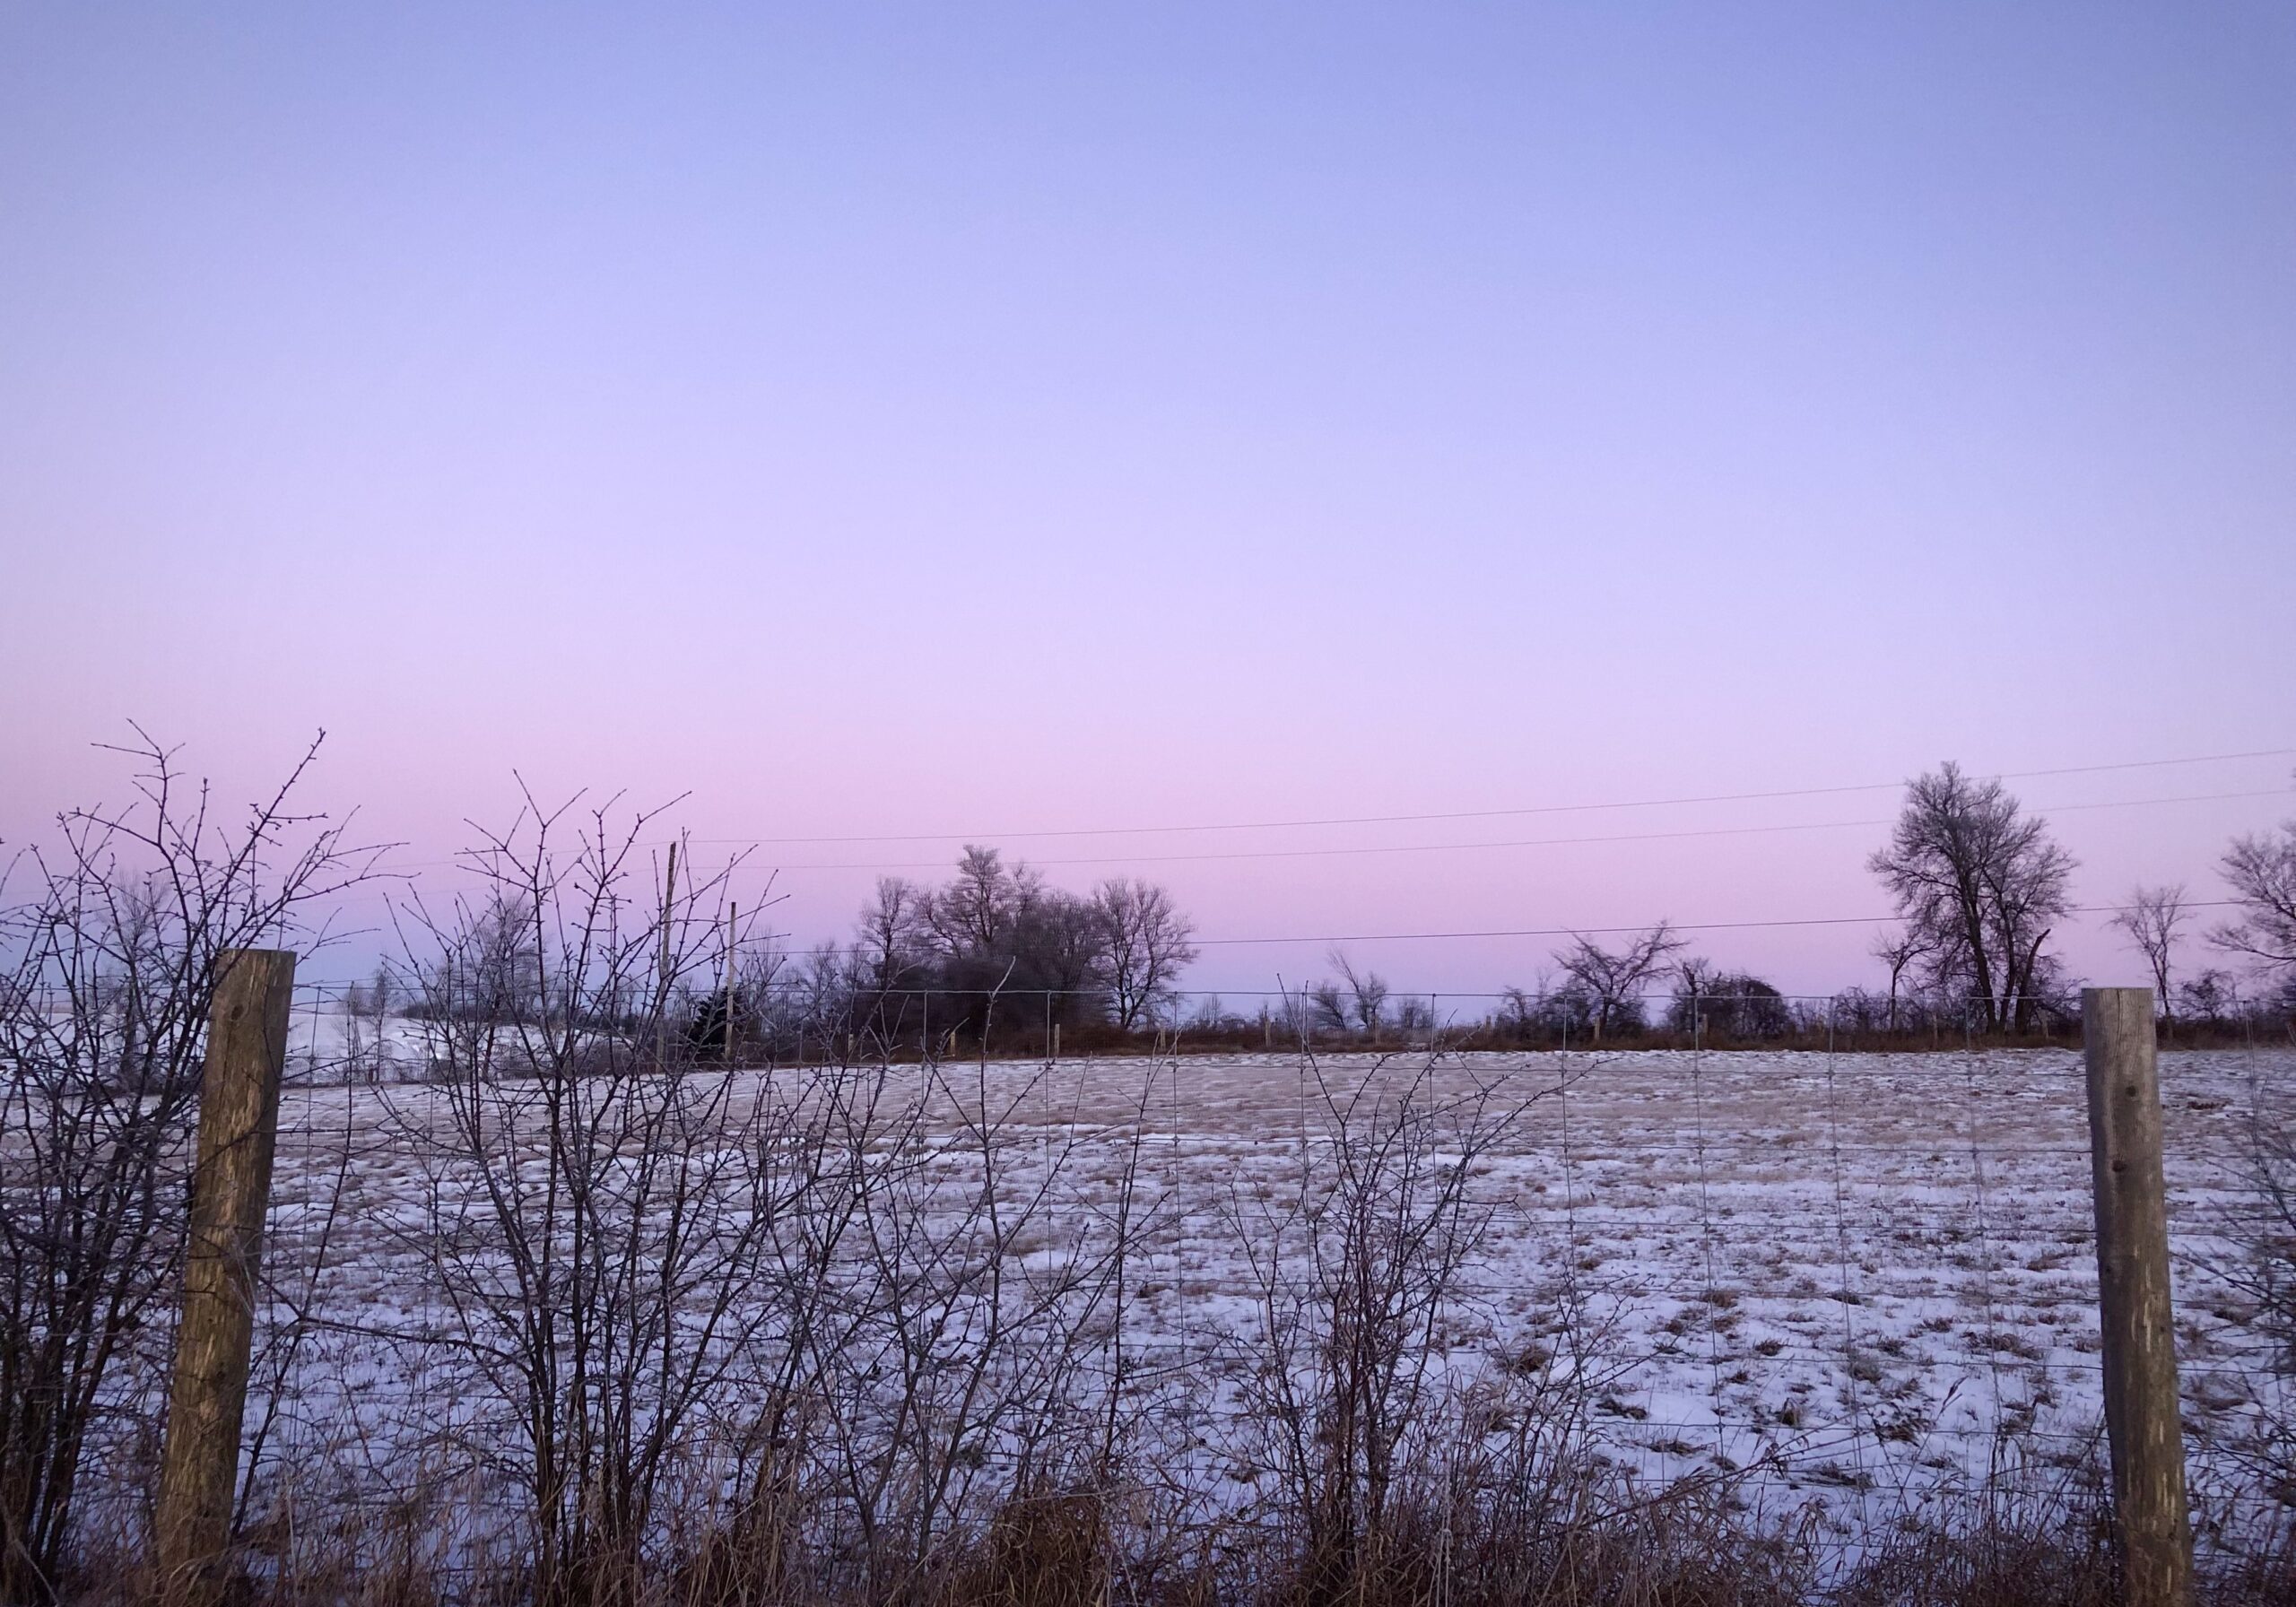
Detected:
left=764, top=847, right=1200, bottom=1038
left=1294, top=760, right=2296, bottom=1047
left=317, top=759, right=2296, bottom=1052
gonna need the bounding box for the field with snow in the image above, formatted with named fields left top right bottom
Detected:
left=246, top=1035, right=2293, bottom=1563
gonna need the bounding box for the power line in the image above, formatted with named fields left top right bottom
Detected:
left=285, top=897, right=2243, bottom=983
left=679, top=747, right=2296, bottom=847
left=335, top=753, right=2294, bottom=877
left=742, top=786, right=2285, bottom=872
left=1188, top=899, right=2245, bottom=949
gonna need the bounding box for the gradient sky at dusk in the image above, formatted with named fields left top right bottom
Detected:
left=3, top=4, right=2292, bottom=995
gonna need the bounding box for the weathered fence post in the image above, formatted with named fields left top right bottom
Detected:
left=2082, top=986, right=2194, bottom=1607
left=154, top=948, right=297, bottom=1602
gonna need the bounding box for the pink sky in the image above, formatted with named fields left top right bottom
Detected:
left=3, top=5, right=2291, bottom=995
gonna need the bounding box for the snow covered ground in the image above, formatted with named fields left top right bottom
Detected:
left=253, top=1039, right=2293, bottom=1555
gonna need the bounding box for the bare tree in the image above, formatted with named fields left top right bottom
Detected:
left=1389, top=995, right=1435, bottom=1037
left=1009, top=890, right=1105, bottom=1018
left=2110, top=884, right=2188, bottom=1019
left=851, top=876, right=931, bottom=1044
left=0, top=731, right=378, bottom=1603
left=1867, top=927, right=1932, bottom=1032
left=2177, top=968, right=2239, bottom=1025
left=1551, top=924, right=1688, bottom=1044
left=2213, top=819, right=2296, bottom=985
left=1667, top=964, right=1791, bottom=1039
left=914, top=847, right=1124, bottom=1031
left=1090, top=879, right=1197, bottom=1032
left=856, top=876, right=929, bottom=991
left=1866, top=763, right=2074, bottom=1032
left=340, top=963, right=401, bottom=1082
left=924, top=846, right=1041, bottom=958
left=1326, top=951, right=1391, bottom=1041
left=1494, top=986, right=1540, bottom=1043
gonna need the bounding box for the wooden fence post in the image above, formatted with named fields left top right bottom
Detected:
left=2083, top=986, right=2194, bottom=1607
left=153, top=948, right=297, bottom=1602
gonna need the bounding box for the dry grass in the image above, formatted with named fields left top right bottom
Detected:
left=62, top=1475, right=2294, bottom=1607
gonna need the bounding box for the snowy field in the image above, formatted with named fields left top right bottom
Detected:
left=241, top=1034, right=2295, bottom=1562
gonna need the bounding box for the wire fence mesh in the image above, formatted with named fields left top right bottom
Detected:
left=206, top=982, right=2296, bottom=1585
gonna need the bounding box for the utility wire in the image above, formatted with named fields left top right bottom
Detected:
left=369, top=783, right=2285, bottom=875
left=679, top=746, right=2296, bottom=847
left=289, top=898, right=2248, bottom=983
left=742, top=786, right=2286, bottom=872
left=1187, top=899, right=2245, bottom=949
left=328, top=752, right=2292, bottom=876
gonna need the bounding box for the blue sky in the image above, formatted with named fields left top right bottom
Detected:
left=3, top=4, right=2291, bottom=992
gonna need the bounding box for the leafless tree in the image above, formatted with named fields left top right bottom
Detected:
left=1011, top=892, right=1104, bottom=1015
left=1866, top=763, right=2074, bottom=1032
left=1178, top=992, right=1228, bottom=1032
left=853, top=876, right=931, bottom=1037
left=1493, top=986, right=1540, bottom=1043
left=1090, top=879, right=1196, bottom=1031
left=913, top=847, right=1119, bottom=1030
left=924, top=847, right=1042, bottom=958
left=1868, top=926, right=1932, bottom=1032
left=1666, top=962, right=1790, bottom=1039
left=796, top=939, right=853, bottom=1029
left=2110, top=884, right=2188, bottom=1018
left=0, top=730, right=378, bottom=1603
left=2177, top=968, right=2239, bottom=1025
left=2213, top=819, right=2296, bottom=985
left=1323, top=951, right=1391, bottom=1041
left=1551, top=924, right=1687, bottom=1044
left=340, top=964, right=401, bottom=1082
left=1673, top=955, right=1720, bottom=999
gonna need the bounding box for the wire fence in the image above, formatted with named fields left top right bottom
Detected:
left=276, top=970, right=2296, bottom=1079
left=208, top=982, right=2296, bottom=1581
left=8, top=974, right=2291, bottom=1598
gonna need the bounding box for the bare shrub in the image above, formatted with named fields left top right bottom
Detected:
left=0, top=731, right=376, bottom=1603
left=1215, top=1055, right=1527, bottom=1595
left=1831, top=1502, right=2118, bottom=1607
left=372, top=795, right=818, bottom=1603
left=241, top=799, right=1181, bottom=1605
left=2208, top=1090, right=2296, bottom=1507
